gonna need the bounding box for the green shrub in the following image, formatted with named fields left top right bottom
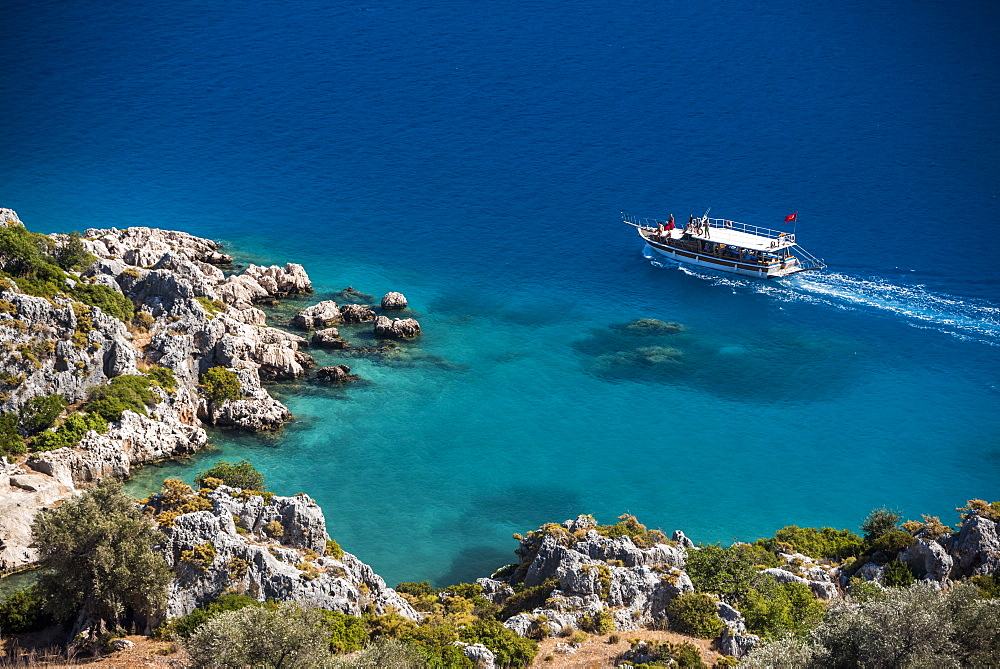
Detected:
left=326, top=538, right=344, bottom=559
left=395, top=581, right=435, bottom=597
left=54, top=231, right=95, bottom=270
left=85, top=374, right=157, bottom=421
left=882, top=558, right=916, bottom=587
left=200, top=366, right=242, bottom=404
left=0, top=413, right=26, bottom=456
left=161, top=592, right=260, bottom=639
left=745, top=582, right=1000, bottom=669
left=579, top=608, right=616, bottom=634
left=684, top=544, right=762, bottom=604
left=758, top=525, right=864, bottom=560
left=18, top=393, right=67, bottom=436
left=32, top=411, right=108, bottom=451
left=596, top=514, right=668, bottom=548
left=144, top=366, right=177, bottom=392
left=626, top=640, right=707, bottom=668
left=665, top=592, right=724, bottom=638
left=0, top=584, right=52, bottom=634
left=0, top=224, right=70, bottom=297
left=860, top=507, right=902, bottom=543
left=444, top=582, right=484, bottom=599
left=194, top=459, right=265, bottom=492
left=184, top=601, right=336, bottom=668
left=738, top=581, right=825, bottom=639
left=499, top=578, right=558, bottom=621
left=321, top=610, right=369, bottom=653
left=460, top=618, right=538, bottom=667
left=70, top=284, right=134, bottom=322
left=871, top=530, right=916, bottom=555
left=970, top=574, right=1000, bottom=598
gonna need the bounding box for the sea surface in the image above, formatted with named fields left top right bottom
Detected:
left=2, top=0, right=998, bottom=587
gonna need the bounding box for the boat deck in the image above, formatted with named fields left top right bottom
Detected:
left=657, top=226, right=795, bottom=251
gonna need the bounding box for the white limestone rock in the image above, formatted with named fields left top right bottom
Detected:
left=380, top=292, right=408, bottom=310
left=291, top=301, right=342, bottom=330
left=155, top=487, right=420, bottom=621
left=373, top=315, right=421, bottom=339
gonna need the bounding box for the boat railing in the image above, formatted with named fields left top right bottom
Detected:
left=790, top=245, right=827, bottom=272
left=624, top=213, right=795, bottom=241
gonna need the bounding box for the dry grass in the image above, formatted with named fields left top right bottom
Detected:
left=530, top=630, right=723, bottom=668
left=0, top=637, right=185, bottom=668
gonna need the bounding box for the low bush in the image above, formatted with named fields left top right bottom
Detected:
left=322, top=610, right=369, bottom=654
left=0, top=413, right=26, bottom=456
left=742, top=582, right=1000, bottom=668
left=18, top=393, right=67, bottom=436
left=665, top=592, right=724, bottom=638
left=882, top=558, right=916, bottom=587
left=395, top=581, right=435, bottom=597
left=757, top=525, right=864, bottom=560
left=0, top=584, right=52, bottom=634
left=161, top=592, right=261, bottom=639
left=499, top=578, right=558, bottom=621
left=145, top=366, right=177, bottom=392
left=32, top=411, right=108, bottom=451
left=860, top=507, right=902, bottom=543
left=738, top=581, right=826, bottom=639
left=194, top=459, right=265, bottom=492
left=200, top=366, right=242, bottom=404
left=461, top=619, right=538, bottom=667
left=85, top=374, right=157, bottom=421
left=579, top=608, right=616, bottom=634
left=596, top=514, right=668, bottom=548
left=71, top=284, right=134, bottom=322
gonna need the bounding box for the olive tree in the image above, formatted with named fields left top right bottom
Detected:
left=31, top=478, right=171, bottom=636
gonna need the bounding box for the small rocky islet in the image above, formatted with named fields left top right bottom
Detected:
left=0, top=209, right=997, bottom=666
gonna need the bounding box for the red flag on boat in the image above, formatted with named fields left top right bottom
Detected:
left=785, top=212, right=797, bottom=224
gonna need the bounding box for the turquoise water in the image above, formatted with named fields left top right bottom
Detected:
left=5, top=0, right=999, bottom=586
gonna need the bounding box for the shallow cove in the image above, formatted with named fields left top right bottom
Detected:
left=126, top=238, right=1000, bottom=587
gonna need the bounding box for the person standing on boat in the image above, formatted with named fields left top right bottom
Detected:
left=703, top=217, right=711, bottom=238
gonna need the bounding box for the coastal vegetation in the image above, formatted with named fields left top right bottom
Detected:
left=200, top=366, right=243, bottom=404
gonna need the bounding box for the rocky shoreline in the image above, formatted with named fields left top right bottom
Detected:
left=0, top=209, right=417, bottom=573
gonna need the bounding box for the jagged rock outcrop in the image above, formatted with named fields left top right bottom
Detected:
left=381, top=292, right=407, bottom=310
left=0, top=291, right=138, bottom=411
left=0, top=214, right=315, bottom=571
left=760, top=552, right=841, bottom=599
left=291, top=301, right=342, bottom=330
left=456, top=643, right=496, bottom=668
left=945, top=513, right=1000, bottom=579
left=373, top=315, right=420, bottom=339
left=151, top=486, right=420, bottom=621
left=498, top=517, right=690, bottom=636
left=716, top=601, right=760, bottom=658
left=311, top=328, right=349, bottom=349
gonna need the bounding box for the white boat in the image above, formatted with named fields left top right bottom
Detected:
left=623, top=212, right=826, bottom=278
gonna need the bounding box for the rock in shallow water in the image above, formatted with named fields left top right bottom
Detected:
left=373, top=315, right=420, bottom=339
left=311, top=328, right=349, bottom=348
left=291, top=301, right=342, bottom=330
left=317, top=365, right=361, bottom=383
left=381, top=291, right=408, bottom=310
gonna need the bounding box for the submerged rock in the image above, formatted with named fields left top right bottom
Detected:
left=622, top=318, right=686, bottom=334
left=317, top=365, right=361, bottom=384
left=335, top=286, right=375, bottom=305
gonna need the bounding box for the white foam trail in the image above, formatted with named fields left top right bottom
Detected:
left=643, top=247, right=1000, bottom=345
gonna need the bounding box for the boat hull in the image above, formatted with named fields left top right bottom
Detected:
left=644, top=239, right=807, bottom=278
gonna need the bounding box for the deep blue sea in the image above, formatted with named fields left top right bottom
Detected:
left=2, top=0, right=998, bottom=587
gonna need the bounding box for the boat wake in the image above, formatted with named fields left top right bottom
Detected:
left=643, top=247, right=1000, bottom=346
